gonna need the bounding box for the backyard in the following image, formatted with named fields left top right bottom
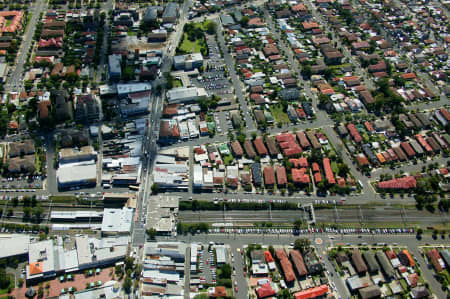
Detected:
left=270, top=104, right=290, bottom=125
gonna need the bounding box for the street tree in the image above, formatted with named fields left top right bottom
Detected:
left=294, top=238, right=311, bottom=253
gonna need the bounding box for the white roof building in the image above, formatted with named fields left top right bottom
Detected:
left=166, top=87, right=207, bottom=104
left=101, top=207, right=134, bottom=235
left=0, top=234, right=30, bottom=259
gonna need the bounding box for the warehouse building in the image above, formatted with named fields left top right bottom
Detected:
left=166, top=87, right=207, bottom=104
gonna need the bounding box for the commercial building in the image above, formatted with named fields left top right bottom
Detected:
left=108, top=54, right=122, bottom=81
left=120, top=90, right=150, bottom=117
left=101, top=207, right=134, bottom=236
left=56, top=161, right=97, bottom=190
left=173, top=53, right=203, bottom=70
left=146, top=196, right=179, bottom=236
left=117, top=83, right=152, bottom=99
left=58, top=146, right=97, bottom=164
left=166, top=87, right=207, bottom=104
left=141, top=242, right=186, bottom=298
left=0, top=234, right=30, bottom=259
left=162, top=2, right=179, bottom=23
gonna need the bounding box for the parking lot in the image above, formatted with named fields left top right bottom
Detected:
left=192, top=70, right=232, bottom=96
left=0, top=175, right=44, bottom=192
left=195, top=244, right=217, bottom=286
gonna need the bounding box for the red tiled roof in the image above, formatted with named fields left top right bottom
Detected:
left=312, top=162, right=320, bottom=172
left=347, top=123, right=362, bottom=143
left=275, top=249, right=295, bottom=282
left=294, top=285, right=329, bottom=299
left=264, top=166, right=275, bottom=185
left=256, top=283, right=276, bottom=299
left=302, top=21, right=319, bottom=30
left=415, top=134, right=432, bottom=153
left=356, top=154, right=369, bottom=166
left=400, top=142, right=415, bottom=157
left=38, top=37, right=63, bottom=48
left=407, top=273, right=419, bottom=287
left=364, top=121, right=374, bottom=132
left=314, top=172, right=322, bottom=183
left=427, top=249, right=443, bottom=272
left=292, top=168, right=310, bottom=184
left=402, top=72, right=416, bottom=79
left=276, top=166, right=287, bottom=185
left=254, top=137, right=268, bottom=156
left=264, top=251, right=274, bottom=263
left=440, top=108, right=450, bottom=121
left=377, top=176, right=417, bottom=190
left=323, top=158, right=335, bottom=184
left=276, top=133, right=302, bottom=156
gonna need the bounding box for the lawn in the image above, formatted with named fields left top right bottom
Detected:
left=173, top=79, right=183, bottom=87
left=49, top=195, right=77, bottom=203
left=179, top=33, right=203, bottom=53
left=224, top=154, right=234, bottom=166
left=270, top=105, right=290, bottom=125
left=0, top=274, right=14, bottom=295
left=399, top=278, right=408, bottom=291
left=331, top=161, right=338, bottom=173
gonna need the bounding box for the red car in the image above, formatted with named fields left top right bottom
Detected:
left=234, top=287, right=238, bottom=293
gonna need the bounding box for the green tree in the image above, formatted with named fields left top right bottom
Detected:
left=239, top=16, right=250, bottom=27
left=151, top=183, right=159, bottom=195
left=294, top=238, right=311, bottom=253
left=123, top=276, right=132, bottom=294
left=293, top=219, right=303, bottom=230
left=125, top=257, right=135, bottom=271
left=205, top=21, right=217, bottom=34
left=146, top=228, right=157, bottom=239
left=218, top=263, right=232, bottom=279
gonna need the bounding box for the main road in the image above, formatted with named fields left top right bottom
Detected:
left=132, top=0, right=193, bottom=247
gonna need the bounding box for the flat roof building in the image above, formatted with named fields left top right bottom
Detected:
left=56, top=161, right=97, bottom=190
left=166, top=87, right=207, bottom=104
left=101, top=207, right=134, bottom=236
left=0, top=234, right=30, bottom=259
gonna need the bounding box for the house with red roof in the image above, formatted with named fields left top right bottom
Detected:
left=427, top=249, right=444, bottom=272
left=264, top=167, right=275, bottom=186
left=323, top=158, right=335, bottom=184
left=292, top=168, right=310, bottom=184
left=377, top=176, right=417, bottom=190
left=256, top=283, right=276, bottom=299
left=364, top=121, right=375, bottom=134
left=276, top=133, right=302, bottom=157
left=254, top=137, right=268, bottom=156
left=347, top=123, right=362, bottom=143
left=294, top=285, right=329, bottom=299
left=400, top=142, right=416, bottom=158
left=276, top=166, right=287, bottom=186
